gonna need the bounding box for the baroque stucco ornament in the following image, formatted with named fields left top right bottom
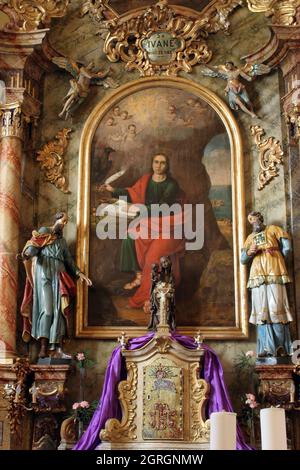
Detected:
left=250, top=125, right=284, bottom=190
left=36, top=128, right=72, bottom=194
left=81, top=0, right=243, bottom=76
left=0, top=0, right=69, bottom=31
left=246, top=0, right=300, bottom=26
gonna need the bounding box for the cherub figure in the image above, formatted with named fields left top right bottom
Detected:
left=201, top=61, right=270, bottom=119
left=52, top=57, right=119, bottom=120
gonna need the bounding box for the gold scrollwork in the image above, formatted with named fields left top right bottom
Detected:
left=154, top=336, right=172, bottom=353
left=103, top=2, right=211, bottom=76
left=190, top=363, right=210, bottom=442
left=246, top=0, right=300, bottom=26
left=1, top=0, right=70, bottom=31
left=259, top=378, right=295, bottom=405
left=100, top=362, right=138, bottom=442
left=83, top=0, right=242, bottom=76
left=80, top=0, right=117, bottom=23
left=36, top=128, right=72, bottom=194
left=2, top=358, right=32, bottom=435
left=250, top=125, right=283, bottom=190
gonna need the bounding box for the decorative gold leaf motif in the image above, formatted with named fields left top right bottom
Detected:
left=246, top=0, right=300, bottom=26
left=100, top=362, right=138, bottom=442
left=2, top=358, right=31, bottom=436
left=250, top=125, right=283, bottom=191
left=1, top=0, right=69, bottom=31
left=189, top=363, right=210, bottom=442
left=154, top=336, right=172, bottom=353
left=36, top=128, right=72, bottom=194
left=81, top=0, right=242, bottom=76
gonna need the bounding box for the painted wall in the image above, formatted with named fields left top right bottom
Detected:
left=19, top=2, right=291, bottom=411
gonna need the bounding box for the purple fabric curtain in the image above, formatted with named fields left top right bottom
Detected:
left=73, top=332, right=252, bottom=450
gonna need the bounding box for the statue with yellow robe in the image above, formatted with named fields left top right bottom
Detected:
left=241, top=211, right=293, bottom=357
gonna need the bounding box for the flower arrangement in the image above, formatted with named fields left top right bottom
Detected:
left=75, top=351, right=95, bottom=369
left=71, top=399, right=98, bottom=437
left=241, top=392, right=260, bottom=446
left=72, top=400, right=98, bottom=425
left=74, top=351, right=95, bottom=402
left=231, top=350, right=261, bottom=446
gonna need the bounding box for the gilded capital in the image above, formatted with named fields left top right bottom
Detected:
left=0, top=0, right=69, bottom=31
left=0, top=102, right=27, bottom=140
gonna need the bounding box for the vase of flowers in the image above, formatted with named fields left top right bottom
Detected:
left=244, top=393, right=259, bottom=447
left=75, top=351, right=95, bottom=402
left=72, top=400, right=98, bottom=438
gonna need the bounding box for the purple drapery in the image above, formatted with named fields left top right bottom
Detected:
left=73, top=332, right=252, bottom=450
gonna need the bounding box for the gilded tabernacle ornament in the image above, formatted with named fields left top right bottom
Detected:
left=250, top=125, right=283, bottom=190
left=81, top=0, right=243, bottom=77
left=36, top=128, right=72, bottom=193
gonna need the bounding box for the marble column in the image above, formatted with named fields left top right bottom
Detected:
left=279, top=46, right=300, bottom=339
left=0, top=103, right=24, bottom=363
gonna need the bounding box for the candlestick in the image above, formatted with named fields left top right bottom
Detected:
left=210, top=411, right=236, bottom=450
left=260, top=408, right=287, bottom=450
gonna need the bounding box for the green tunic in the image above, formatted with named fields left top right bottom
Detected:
left=112, top=177, right=179, bottom=272
left=24, top=227, right=80, bottom=349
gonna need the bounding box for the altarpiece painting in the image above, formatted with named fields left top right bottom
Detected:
left=76, top=77, right=248, bottom=339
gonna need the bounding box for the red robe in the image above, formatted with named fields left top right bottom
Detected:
left=127, top=174, right=185, bottom=308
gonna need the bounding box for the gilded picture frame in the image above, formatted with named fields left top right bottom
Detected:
left=75, top=76, right=248, bottom=340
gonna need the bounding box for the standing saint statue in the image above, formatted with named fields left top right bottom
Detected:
left=20, top=212, right=92, bottom=359
left=241, top=211, right=293, bottom=357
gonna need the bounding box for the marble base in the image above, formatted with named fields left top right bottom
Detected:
left=37, top=357, right=72, bottom=365
left=256, top=357, right=292, bottom=365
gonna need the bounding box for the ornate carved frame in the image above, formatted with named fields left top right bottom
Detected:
left=76, top=76, right=248, bottom=340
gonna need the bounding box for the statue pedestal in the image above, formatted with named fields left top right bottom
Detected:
left=30, top=364, right=71, bottom=450
left=37, top=357, right=72, bottom=366
left=0, top=360, right=71, bottom=450
left=256, top=357, right=292, bottom=366
left=256, top=363, right=300, bottom=449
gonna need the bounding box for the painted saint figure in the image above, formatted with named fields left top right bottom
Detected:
left=102, top=154, right=185, bottom=310
left=241, top=211, right=293, bottom=357
left=20, top=212, right=92, bottom=359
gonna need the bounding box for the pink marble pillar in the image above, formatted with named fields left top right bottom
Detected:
left=0, top=112, right=23, bottom=363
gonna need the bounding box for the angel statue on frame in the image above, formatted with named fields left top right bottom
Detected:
left=52, top=57, right=119, bottom=120
left=201, top=61, right=270, bottom=119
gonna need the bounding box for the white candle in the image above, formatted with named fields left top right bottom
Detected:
left=260, top=408, right=287, bottom=450
left=210, top=411, right=237, bottom=450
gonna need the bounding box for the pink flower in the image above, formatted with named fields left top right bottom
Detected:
left=80, top=401, right=90, bottom=408
left=72, top=402, right=80, bottom=410
left=76, top=352, right=85, bottom=361
left=245, top=350, right=255, bottom=358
